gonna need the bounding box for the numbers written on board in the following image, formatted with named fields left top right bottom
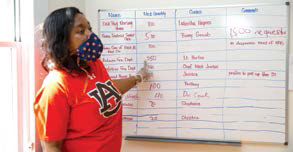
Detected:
left=149, top=101, right=156, bottom=107
left=149, top=116, right=158, bottom=121
left=146, top=55, right=157, bottom=62
left=145, top=32, right=156, bottom=40
left=149, top=82, right=161, bottom=90
left=154, top=92, right=164, bottom=99
left=229, top=27, right=286, bottom=38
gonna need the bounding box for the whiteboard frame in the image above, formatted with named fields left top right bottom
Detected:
left=97, top=2, right=289, bottom=12
left=97, top=2, right=290, bottom=144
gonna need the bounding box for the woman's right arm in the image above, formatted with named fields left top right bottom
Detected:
left=42, top=140, right=63, bottom=152
left=112, top=61, right=151, bottom=95
left=34, top=79, right=69, bottom=152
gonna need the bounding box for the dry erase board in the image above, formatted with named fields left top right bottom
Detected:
left=98, top=4, right=289, bottom=143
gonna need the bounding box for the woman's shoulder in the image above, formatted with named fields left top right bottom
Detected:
left=41, top=69, right=71, bottom=91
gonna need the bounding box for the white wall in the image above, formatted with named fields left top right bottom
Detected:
left=84, top=0, right=293, bottom=152
left=48, top=0, right=85, bottom=13
left=34, top=0, right=48, bottom=25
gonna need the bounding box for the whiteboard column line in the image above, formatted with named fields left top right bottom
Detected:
left=134, top=10, right=138, bottom=136
left=221, top=7, right=228, bottom=140
left=285, top=2, right=290, bottom=144
left=174, top=9, right=178, bottom=138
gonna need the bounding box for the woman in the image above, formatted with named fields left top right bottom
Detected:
left=34, top=7, right=150, bottom=152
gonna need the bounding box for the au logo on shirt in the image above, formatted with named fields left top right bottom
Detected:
left=87, top=80, right=122, bottom=118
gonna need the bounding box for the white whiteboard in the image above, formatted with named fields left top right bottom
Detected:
left=98, top=4, right=288, bottom=143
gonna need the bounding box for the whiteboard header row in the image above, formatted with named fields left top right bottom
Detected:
left=99, top=5, right=287, bottom=19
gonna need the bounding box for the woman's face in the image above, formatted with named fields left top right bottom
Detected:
left=68, top=13, right=92, bottom=55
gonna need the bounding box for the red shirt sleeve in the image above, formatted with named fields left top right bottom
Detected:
left=34, top=73, right=70, bottom=142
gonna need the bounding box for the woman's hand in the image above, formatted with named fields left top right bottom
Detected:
left=42, top=141, right=63, bottom=152
left=135, top=60, right=152, bottom=83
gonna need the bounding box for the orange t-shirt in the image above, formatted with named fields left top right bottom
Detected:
left=34, top=60, right=122, bottom=152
